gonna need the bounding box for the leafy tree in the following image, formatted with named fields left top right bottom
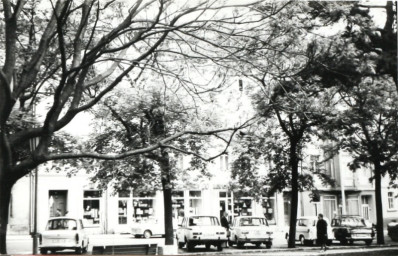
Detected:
left=86, top=88, right=218, bottom=245
left=0, top=0, right=255, bottom=253
left=303, top=1, right=397, bottom=244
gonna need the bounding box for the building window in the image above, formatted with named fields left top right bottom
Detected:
left=172, top=190, right=185, bottom=225
left=234, top=198, right=252, bottom=217
left=309, top=155, right=319, bottom=172
left=220, top=154, right=229, bottom=171
left=132, top=191, right=156, bottom=223
left=118, top=191, right=130, bottom=225
left=83, top=190, right=101, bottom=226
left=189, top=190, right=202, bottom=215
left=388, top=192, right=395, bottom=210
left=262, top=197, right=276, bottom=225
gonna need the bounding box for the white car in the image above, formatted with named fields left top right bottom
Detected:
left=229, top=216, right=273, bottom=248
left=131, top=218, right=177, bottom=238
left=176, top=216, right=228, bottom=251
left=286, top=216, right=333, bottom=246
left=39, top=217, right=89, bottom=254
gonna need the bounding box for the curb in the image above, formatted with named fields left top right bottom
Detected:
left=175, top=244, right=398, bottom=255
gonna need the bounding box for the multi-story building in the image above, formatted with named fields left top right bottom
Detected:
left=7, top=145, right=398, bottom=235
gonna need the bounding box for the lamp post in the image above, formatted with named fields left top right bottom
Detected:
left=29, top=137, right=39, bottom=254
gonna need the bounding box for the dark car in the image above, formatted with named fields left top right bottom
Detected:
left=387, top=220, right=398, bottom=241
left=331, top=216, right=375, bottom=245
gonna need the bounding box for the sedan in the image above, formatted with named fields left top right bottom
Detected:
left=229, top=216, right=273, bottom=248
left=176, top=216, right=228, bottom=251
left=39, top=217, right=89, bottom=254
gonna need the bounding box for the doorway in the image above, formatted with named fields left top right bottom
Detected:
left=49, top=190, right=68, bottom=217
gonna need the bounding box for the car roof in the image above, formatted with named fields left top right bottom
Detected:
left=188, top=215, right=218, bottom=218
left=298, top=216, right=330, bottom=221
left=48, top=217, right=81, bottom=221
left=234, top=216, right=267, bottom=219
left=333, top=215, right=362, bottom=219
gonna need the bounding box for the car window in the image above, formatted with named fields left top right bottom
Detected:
left=298, top=219, right=314, bottom=227
left=341, top=217, right=365, bottom=227
left=188, top=216, right=220, bottom=226
left=239, top=218, right=268, bottom=226
left=46, top=219, right=77, bottom=230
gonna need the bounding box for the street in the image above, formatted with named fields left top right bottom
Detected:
left=6, top=231, right=398, bottom=255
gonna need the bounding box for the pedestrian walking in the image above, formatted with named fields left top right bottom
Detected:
left=317, top=213, right=328, bottom=252
left=221, top=212, right=230, bottom=248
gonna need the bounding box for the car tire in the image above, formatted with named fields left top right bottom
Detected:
left=300, top=236, right=305, bottom=245
left=340, top=239, right=347, bottom=245
left=187, top=241, right=195, bottom=252
left=326, top=240, right=332, bottom=246
left=217, top=243, right=223, bottom=251
left=178, top=240, right=185, bottom=249
left=75, top=247, right=83, bottom=254
left=237, top=242, right=244, bottom=249
left=254, top=242, right=261, bottom=248
left=40, top=249, right=47, bottom=255
left=205, top=243, right=211, bottom=250
left=265, top=243, right=272, bottom=249
left=143, top=230, right=152, bottom=239
left=365, top=240, right=372, bottom=246
left=228, top=240, right=234, bottom=247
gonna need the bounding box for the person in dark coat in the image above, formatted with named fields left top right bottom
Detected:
left=317, top=213, right=328, bottom=252
left=220, top=212, right=230, bottom=248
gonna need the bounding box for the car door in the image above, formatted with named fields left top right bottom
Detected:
left=296, top=219, right=304, bottom=240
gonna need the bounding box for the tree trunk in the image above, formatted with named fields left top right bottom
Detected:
left=159, top=150, right=174, bottom=246
left=374, top=162, right=385, bottom=244
left=0, top=174, right=14, bottom=254
left=287, top=142, right=299, bottom=248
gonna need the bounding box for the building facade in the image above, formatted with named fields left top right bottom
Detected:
left=7, top=150, right=398, bottom=235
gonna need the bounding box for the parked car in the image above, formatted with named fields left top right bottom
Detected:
left=131, top=218, right=176, bottom=238
left=39, top=217, right=89, bottom=254
left=331, top=216, right=375, bottom=245
left=387, top=220, right=398, bottom=242
left=228, top=216, right=273, bottom=248
left=176, top=215, right=228, bottom=251
left=285, top=216, right=334, bottom=246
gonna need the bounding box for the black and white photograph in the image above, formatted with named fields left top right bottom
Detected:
left=0, top=0, right=397, bottom=255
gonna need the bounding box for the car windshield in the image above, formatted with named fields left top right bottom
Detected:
left=341, top=217, right=366, bottom=227
left=188, top=216, right=219, bottom=226
left=299, top=219, right=315, bottom=227
left=46, top=219, right=77, bottom=230
left=239, top=218, right=268, bottom=226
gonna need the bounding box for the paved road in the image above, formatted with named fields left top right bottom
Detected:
left=6, top=231, right=398, bottom=255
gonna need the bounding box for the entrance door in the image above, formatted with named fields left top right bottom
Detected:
left=362, top=205, right=370, bottom=220
left=323, top=195, right=337, bottom=220
left=49, top=190, right=67, bottom=217
left=219, top=191, right=232, bottom=222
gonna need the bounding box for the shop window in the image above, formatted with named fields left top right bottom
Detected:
left=132, top=198, right=155, bottom=222
left=388, top=192, right=395, bottom=210
left=262, top=198, right=276, bottom=224
left=172, top=190, right=185, bottom=225
left=189, top=191, right=202, bottom=215
left=83, top=190, right=101, bottom=226
left=118, top=200, right=128, bottom=224
left=234, top=198, right=252, bottom=217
